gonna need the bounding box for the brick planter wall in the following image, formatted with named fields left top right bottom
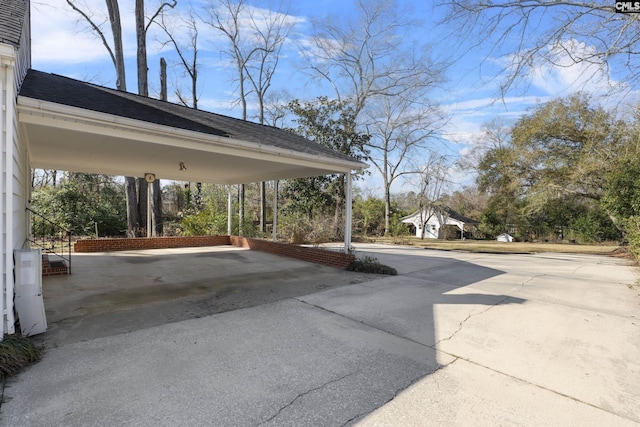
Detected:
left=74, top=236, right=231, bottom=252
left=230, top=236, right=355, bottom=269
left=74, top=236, right=355, bottom=269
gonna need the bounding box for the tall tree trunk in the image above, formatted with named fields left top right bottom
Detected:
left=125, top=177, right=141, bottom=236
left=153, top=180, right=162, bottom=236
left=384, top=180, right=391, bottom=235
left=135, top=0, right=148, bottom=97
left=160, top=57, right=167, bottom=101
left=106, top=0, right=126, bottom=91
left=107, top=0, right=142, bottom=237
left=137, top=177, right=148, bottom=234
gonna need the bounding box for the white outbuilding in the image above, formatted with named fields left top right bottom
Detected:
left=401, top=207, right=479, bottom=240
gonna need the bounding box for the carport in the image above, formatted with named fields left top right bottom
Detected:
left=4, top=68, right=366, bottom=337
left=17, top=70, right=367, bottom=249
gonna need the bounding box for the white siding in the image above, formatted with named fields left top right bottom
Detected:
left=1, top=2, right=31, bottom=338
left=11, top=0, right=30, bottom=253
left=1, top=44, right=17, bottom=336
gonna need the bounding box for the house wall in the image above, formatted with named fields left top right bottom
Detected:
left=0, top=4, right=31, bottom=337
left=1, top=44, right=17, bottom=336
left=415, top=219, right=439, bottom=239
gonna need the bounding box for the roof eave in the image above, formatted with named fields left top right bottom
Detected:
left=17, top=96, right=369, bottom=175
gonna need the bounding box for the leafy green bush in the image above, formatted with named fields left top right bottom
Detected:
left=179, top=207, right=256, bottom=237
left=179, top=208, right=226, bottom=236
left=347, top=255, right=397, bottom=275
left=571, top=209, right=621, bottom=243
left=31, top=175, right=126, bottom=236
left=624, top=216, right=640, bottom=262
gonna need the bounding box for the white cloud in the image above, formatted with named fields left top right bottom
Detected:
left=522, top=39, right=626, bottom=97
left=31, top=0, right=138, bottom=65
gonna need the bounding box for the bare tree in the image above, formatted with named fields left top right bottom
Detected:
left=135, top=0, right=176, bottom=236
left=66, top=0, right=127, bottom=90
left=66, top=0, right=141, bottom=234
left=202, top=0, right=292, bottom=233
left=366, top=94, right=446, bottom=233
left=202, top=0, right=253, bottom=119
left=305, top=0, right=444, bottom=117
left=156, top=7, right=200, bottom=108
left=135, top=0, right=176, bottom=97
left=68, top=0, right=174, bottom=237
left=456, top=118, right=511, bottom=172
left=244, top=4, right=293, bottom=233
left=411, top=153, right=449, bottom=239
left=442, top=1, right=640, bottom=96
left=243, top=5, right=293, bottom=124
left=305, top=0, right=447, bottom=235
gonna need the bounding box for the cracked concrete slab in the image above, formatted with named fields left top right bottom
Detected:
left=2, top=298, right=454, bottom=426
left=1, top=244, right=638, bottom=426
left=358, top=358, right=639, bottom=426
left=436, top=299, right=640, bottom=423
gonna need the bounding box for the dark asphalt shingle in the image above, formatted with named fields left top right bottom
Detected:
left=19, top=70, right=365, bottom=165
left=0, top=0, right=28, bottom=47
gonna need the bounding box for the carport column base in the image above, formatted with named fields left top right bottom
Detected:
left=344, top=172, right=352, bottom=254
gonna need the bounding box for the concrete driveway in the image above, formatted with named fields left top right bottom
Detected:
left=1, top=243, right=639, bottom=426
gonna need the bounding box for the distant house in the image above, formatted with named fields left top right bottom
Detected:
left=401, top=207, right=479, bottom=240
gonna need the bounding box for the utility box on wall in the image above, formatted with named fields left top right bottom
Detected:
left=14, top=249, right=47, bottom=336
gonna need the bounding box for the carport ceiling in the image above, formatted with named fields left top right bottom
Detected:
left=18, top=70, right=367, bottom=184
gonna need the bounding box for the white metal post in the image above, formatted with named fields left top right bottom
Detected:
left=147, top=181, right=152, bottom=238
left=344, top=172, right=353, bottom=253
left=272, top=180, right=278, bottom=241
left=227, top=189, right=232, bottom=235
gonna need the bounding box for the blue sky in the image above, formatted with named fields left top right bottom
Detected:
left=28, top=0, right=633, bottom=196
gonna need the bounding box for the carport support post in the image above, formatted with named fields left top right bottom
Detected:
left=272, top=180, right=278, bottom=241
left=227, top=189, right=232, bottom=236
left=147, top=181, right=152, bottom=238
left=344, top=172, right=352, bottom=254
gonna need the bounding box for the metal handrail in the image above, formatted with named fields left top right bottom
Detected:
left=26, top=207, right=71, bottom=274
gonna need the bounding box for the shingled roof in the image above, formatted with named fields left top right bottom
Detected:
left=0, top=0, right=27, bottom=48
left=19, top=70, right=365, bottom=165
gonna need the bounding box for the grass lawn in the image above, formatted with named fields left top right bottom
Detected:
left=368, top=236, right=623, bottom=255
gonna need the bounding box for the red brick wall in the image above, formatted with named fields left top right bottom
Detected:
left=74, top=236, right=355, bottom=269
left=42, top=255, right=69, bottom=276
left=230, top=236, right=355, bottom=269
left=74, top=236, right=231, bottom=252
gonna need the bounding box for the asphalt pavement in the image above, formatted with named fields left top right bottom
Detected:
left=1, top=243, right=638, bottom=426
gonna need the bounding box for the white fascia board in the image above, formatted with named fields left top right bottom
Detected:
left=17, top=97, right=367, bottom=174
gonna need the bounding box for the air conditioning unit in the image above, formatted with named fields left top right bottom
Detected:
left=14, top=249, right=47, bottom=336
